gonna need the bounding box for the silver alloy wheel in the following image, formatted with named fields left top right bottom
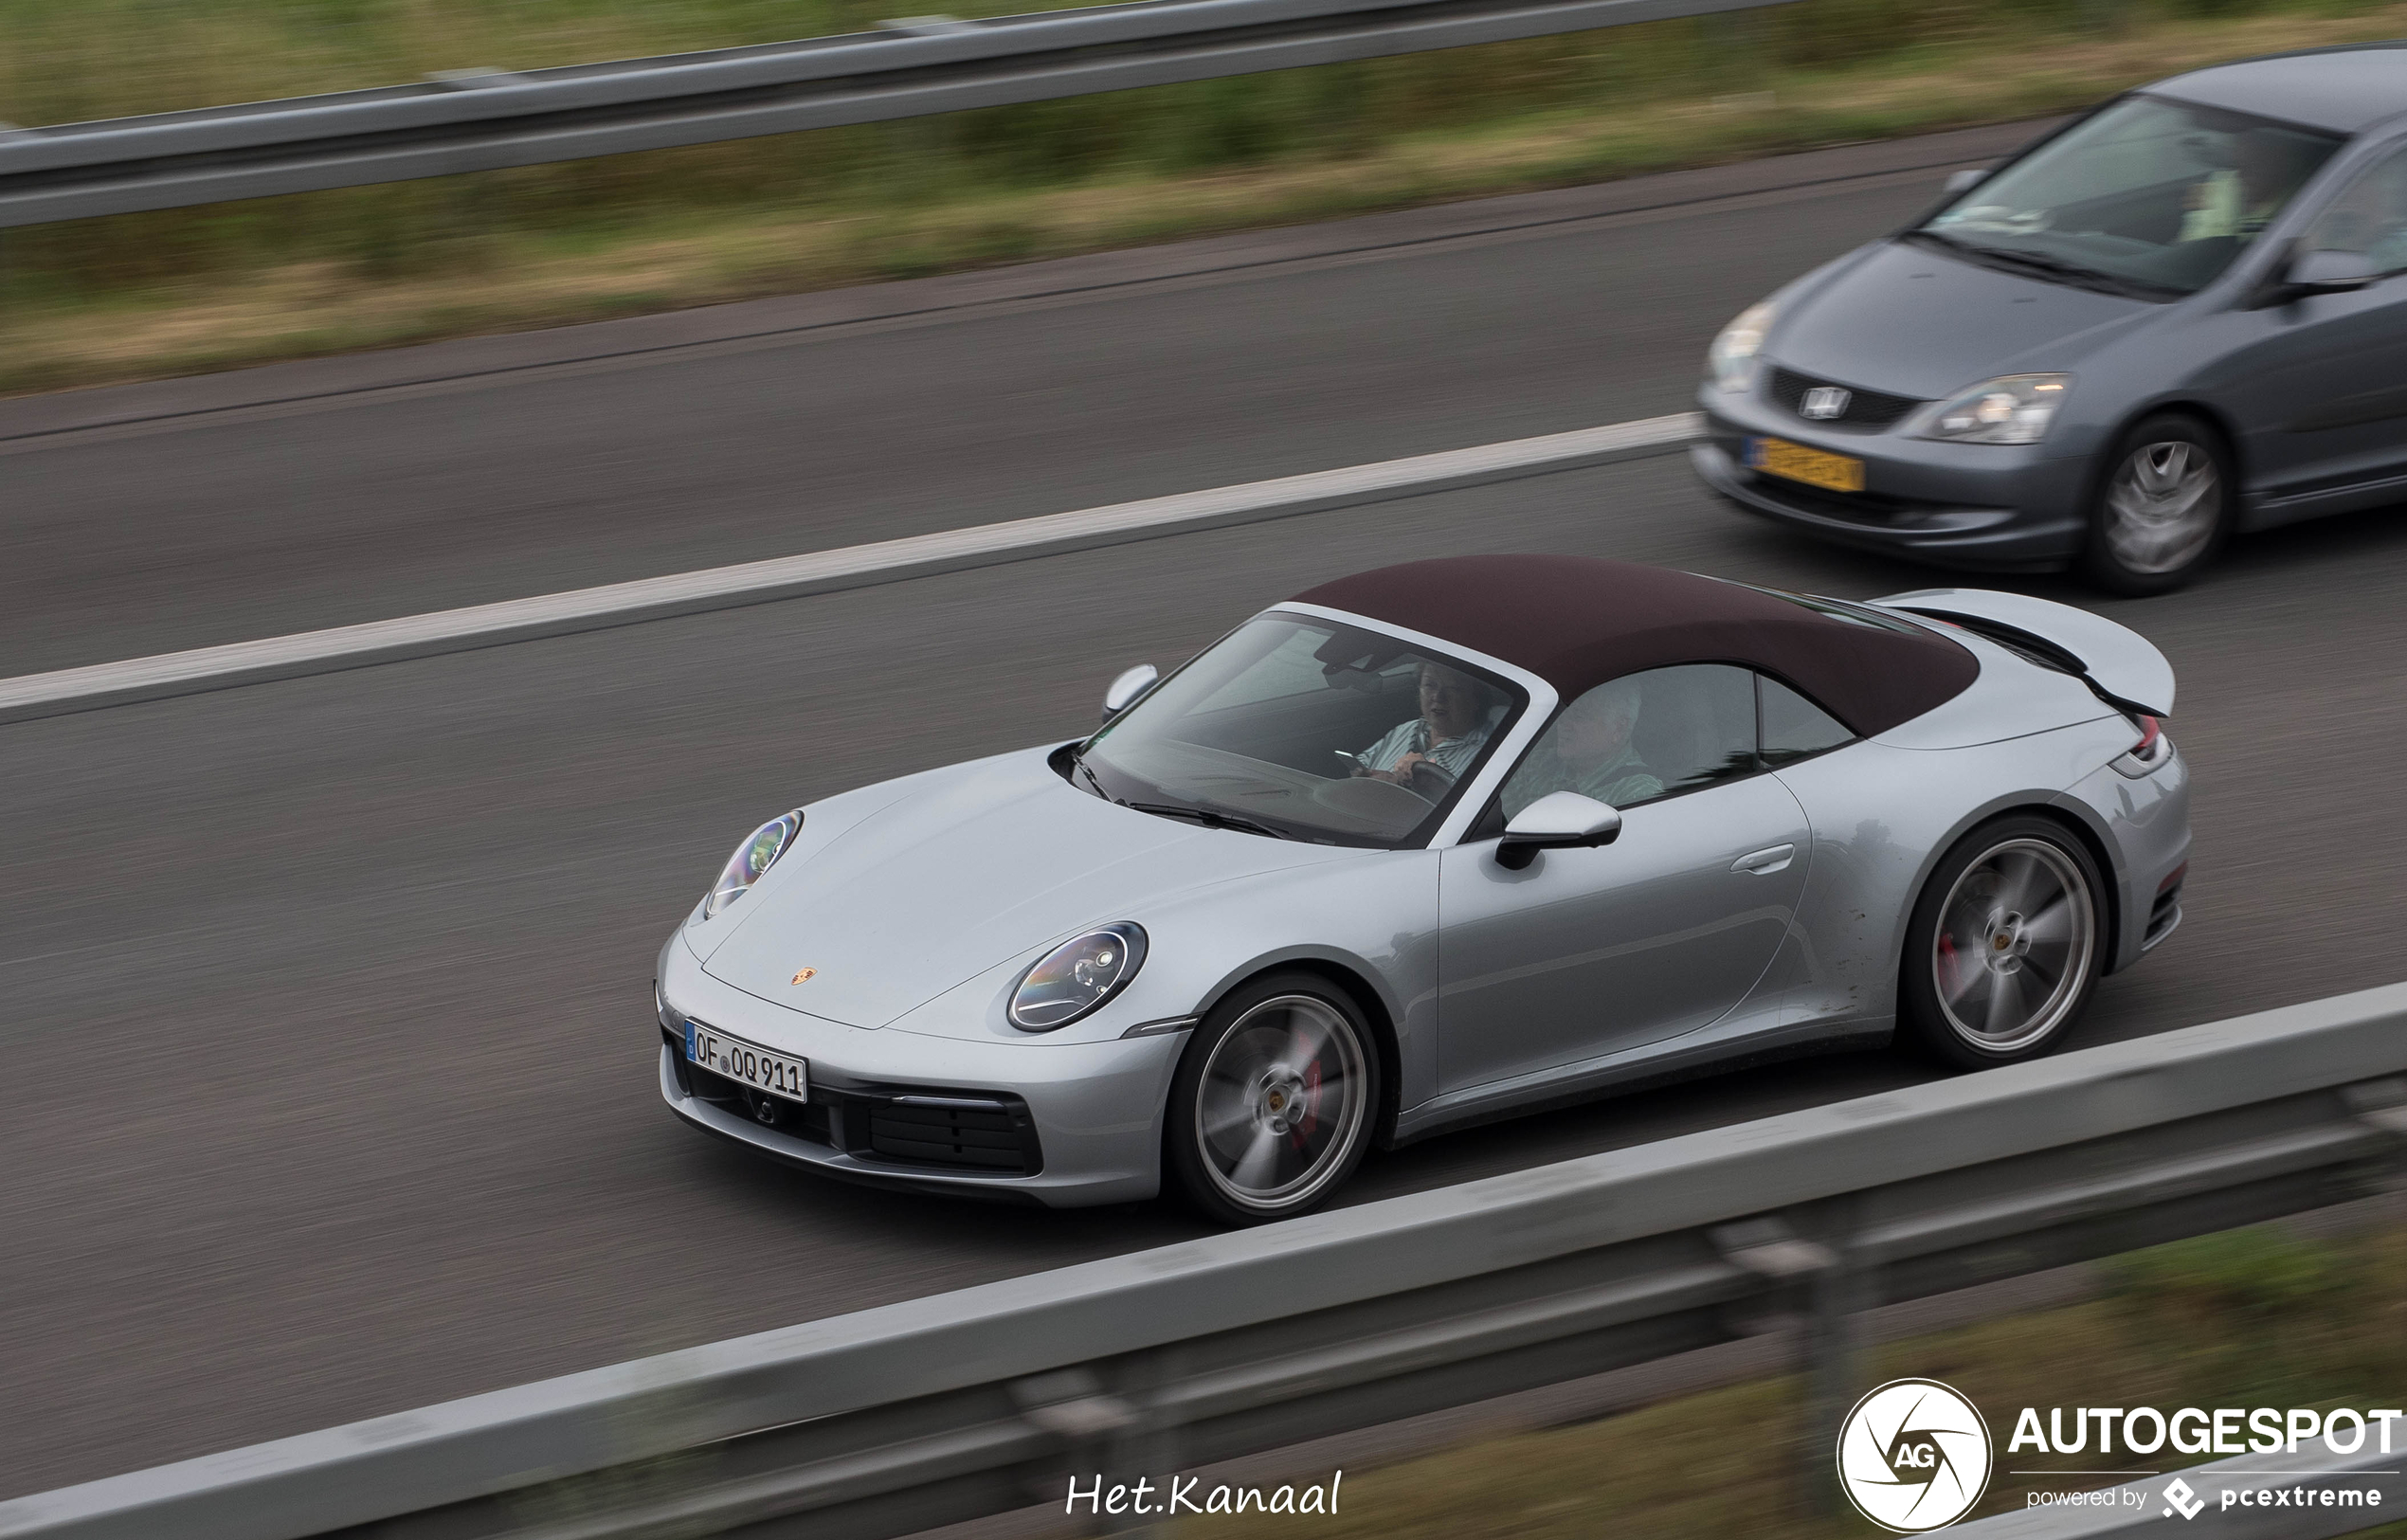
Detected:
left=2102, top=439, right=2220, bottom=575
left=1931, top=838, right=2095, bottom=1053
left=1193, top=993, right=1368, bottom=1212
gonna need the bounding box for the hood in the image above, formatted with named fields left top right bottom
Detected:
left=1770, top=240, right=2155, bottom=402
left=698, top=748, right=1339, bottom=1027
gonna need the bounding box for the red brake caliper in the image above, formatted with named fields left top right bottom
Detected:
left=1294, top=1059, right=1321, bottom=1146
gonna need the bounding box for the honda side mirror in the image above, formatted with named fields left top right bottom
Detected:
left=1942, top=167, right=1987, bottom=196
left=1101, top=663, right=1159, bottom=721
left=1494, top=791, right=1621, bottom=871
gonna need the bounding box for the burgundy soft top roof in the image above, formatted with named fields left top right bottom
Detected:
left=1291, top=555, right=1976, bottom=736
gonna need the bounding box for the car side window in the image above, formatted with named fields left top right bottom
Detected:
left=2305, top=143, right=2407, bottom=279
left=1500, top=664, right=1756, bottom=821
left=1759, top=675, right=1854, bottom=766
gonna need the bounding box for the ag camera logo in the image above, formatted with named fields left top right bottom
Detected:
left=1837, top=1378, right=1994, bottom=1532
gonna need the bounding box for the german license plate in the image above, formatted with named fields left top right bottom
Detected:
left=1746, top=436, right=1865, bottom=493
left=684, top=1022, right=808, bottom=1104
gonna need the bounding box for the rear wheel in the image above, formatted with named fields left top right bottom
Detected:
left=2077, top=413, right=2232, bottom=594
left=1166, top=972, right=1380, bottom=1225
left=1901, top=817, right=2106, bottom=1070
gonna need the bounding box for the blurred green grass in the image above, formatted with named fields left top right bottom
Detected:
left=1, top=0, right=2400, bottom=392
left=1173, top=1223, right=2407, bottom=1538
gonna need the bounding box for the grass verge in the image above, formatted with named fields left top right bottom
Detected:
left=5, top=0, right=2407, bottom=396
left=1174, top=1223, right=2407, bottom=1538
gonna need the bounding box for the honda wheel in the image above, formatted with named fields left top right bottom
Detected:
left=2078, top=413, right=2232, bottom=595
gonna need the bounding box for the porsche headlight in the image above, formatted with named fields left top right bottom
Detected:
left=701, top=810, right=803, bottom=919
left=1920, top=373, right=2071, bottom=445
left=1707, top=300, right=1776, bottom=393
left=1008, top=924, right=1147, bottom=1032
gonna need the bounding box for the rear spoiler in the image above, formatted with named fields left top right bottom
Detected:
left=1869, top=589, right=2176, bottom=718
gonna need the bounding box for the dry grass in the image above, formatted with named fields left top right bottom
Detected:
left=1174, top=1224, right=2407, bottom=1539
left=5, top=0, right=2406, bottom=395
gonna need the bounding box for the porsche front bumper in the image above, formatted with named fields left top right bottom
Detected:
left=656, top=937, right=1183, bottom=1207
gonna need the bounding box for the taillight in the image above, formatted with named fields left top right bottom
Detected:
left=2112, top=714, right=2174, bottom=777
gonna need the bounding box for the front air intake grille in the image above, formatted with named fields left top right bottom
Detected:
left=1768, top=368, right=1924, bottom=431
left=867, top=1099, right=1036, bottom=1173
left=1735, top=470, right=1927, bottom=527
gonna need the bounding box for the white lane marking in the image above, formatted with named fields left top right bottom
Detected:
left=0, top=412, right=1700, bottom=725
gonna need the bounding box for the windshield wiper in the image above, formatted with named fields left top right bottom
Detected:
left=1124, top=802, right=1293, bottom=840
left=1908, top=229, right=2166, bottom=299
left=1067, top=747, right=1113, bottom=802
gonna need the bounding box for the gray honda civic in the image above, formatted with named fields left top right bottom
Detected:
left=1693, top=44, right=2407, bottom=592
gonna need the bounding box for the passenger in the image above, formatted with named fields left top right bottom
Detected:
left=2316, top=154, right=2407, bottom=273
left=1353, top=661, right=1499, bottom=795
left=1521, top=679, right=1665, bottom=810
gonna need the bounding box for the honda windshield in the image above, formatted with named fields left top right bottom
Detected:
left=1073, top=612, right=1526, bottom=846
left=1915, top=96, right=2343, bottom=297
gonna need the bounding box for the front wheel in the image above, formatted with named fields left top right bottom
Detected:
left=2077, top=413, right=2233, bottom=595
left=1900, top=817, right=2107, bottom=1071
left=1165, top=973, right=1380, bottom=1224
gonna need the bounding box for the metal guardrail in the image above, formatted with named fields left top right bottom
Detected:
left=0, top=0, right=1800, bottom=229
left=4, top=986, right=2405, bottom=1540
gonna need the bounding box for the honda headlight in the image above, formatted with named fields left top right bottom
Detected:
left=700, top=810, right=802, bottom=919
left=1707, top=300, right=1776, bottom=393
left=1920, top=373, right=2071, bottom=445
left=1008, top=924, right=1147, bottom=1032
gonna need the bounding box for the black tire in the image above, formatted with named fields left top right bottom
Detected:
left=2077, top=412, right=2234, bottom=595
left=1165, top=971, right=1382, bottom=1225
left=1900, top=815, right=2108, bottom=1071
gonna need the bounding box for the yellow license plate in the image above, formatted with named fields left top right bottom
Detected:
left=1746, top=436, right=1864, bottom=493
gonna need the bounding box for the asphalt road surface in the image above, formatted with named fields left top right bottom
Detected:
left=0, top=121, right=2036, bottom=679
left=11, top=118, right=2407, bottom=1500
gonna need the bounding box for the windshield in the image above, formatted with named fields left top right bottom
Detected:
left=1075, top=612, right=1527, bottom=846
left=1917, top=95, right=2342, bottom=297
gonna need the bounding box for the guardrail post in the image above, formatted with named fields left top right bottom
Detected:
left=1013, top=1364, right=1161, bottom=1535
left=1113, top=1347, right=1185, bottom=1538
left=1801, top=1200, right=1867, bottom=1518
left=1715, top=1205, right=1861, bottom=1517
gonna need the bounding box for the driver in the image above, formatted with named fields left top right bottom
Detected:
left=2181, top=130, right=2326, bottom=244
left=1353, top=661, right=1499, bottom=795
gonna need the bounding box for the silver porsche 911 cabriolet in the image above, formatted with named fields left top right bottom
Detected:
left=656, top=555, right=2189, bottom=1223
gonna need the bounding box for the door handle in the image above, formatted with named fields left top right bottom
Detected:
left=1732, top=843, right=1796, bottom=875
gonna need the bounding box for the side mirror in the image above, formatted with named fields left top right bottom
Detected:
left=1101, top=663, right=1159, bottom=721
left=1941, top=167, right=1987, bottom=196
left=2287, top=247, right=2378, bottom=296
left=1494, top=791, right=1621, bottom=871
